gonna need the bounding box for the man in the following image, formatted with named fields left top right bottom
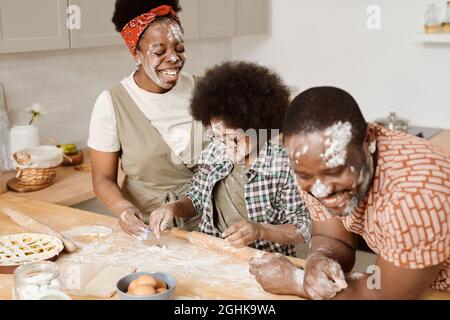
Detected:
left=249, top=87, right=449, bottom=299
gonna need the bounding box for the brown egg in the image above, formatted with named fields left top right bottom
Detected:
left=127, top=279, right=139, bottom=292
left=134, top=275, right=158, bottom=288
left=129, top=284, right=156, bottom=296
left=155, top=279, right=167, bottom=290
left=156, top=287, right=168, bottom=294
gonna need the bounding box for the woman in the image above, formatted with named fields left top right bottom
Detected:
left=149, top=62, right=311, bottom=256
left=88, top=0, right=206, bottom=240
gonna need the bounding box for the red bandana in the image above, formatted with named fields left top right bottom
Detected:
left=120, top=5, right=180, bottom=56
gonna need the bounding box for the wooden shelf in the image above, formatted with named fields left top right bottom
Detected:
left=415, top=33, right=450, bottom=43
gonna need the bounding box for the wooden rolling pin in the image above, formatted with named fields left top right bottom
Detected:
left=171, top=228, right=305, bottom=268
left=2, top=207, right=77, bottom=253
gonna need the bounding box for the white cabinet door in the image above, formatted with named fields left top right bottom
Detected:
left=236, top=0, right=268, bottom=36
left=69, top=0, right=122, bottom=48
left=199, top=0, right=236, bottom=39
left=0, top=0, right=70, bottom=54
left=179, top=0, right=200, bottom=40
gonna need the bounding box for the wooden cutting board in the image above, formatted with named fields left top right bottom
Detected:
left=7, top=177, right=54, bottom=193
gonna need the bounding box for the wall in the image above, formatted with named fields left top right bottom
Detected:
left=0, top=38, right=231, bottom=147
left=232, top=0, right=450, bottom=129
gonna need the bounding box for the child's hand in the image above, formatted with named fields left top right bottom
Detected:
left=149, top=203, right=176, bottom=239
left=222, top=221, right=262, bottom=248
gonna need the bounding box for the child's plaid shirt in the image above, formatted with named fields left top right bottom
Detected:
left=186, top=140, right=311, bottom=256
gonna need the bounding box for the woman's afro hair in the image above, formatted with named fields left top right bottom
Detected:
left=190, top=61, right=291, bottom=132
left=112, top=0, right=181, bottom=32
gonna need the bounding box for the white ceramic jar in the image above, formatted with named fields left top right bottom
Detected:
left=10, top=124, right=40, bottom=154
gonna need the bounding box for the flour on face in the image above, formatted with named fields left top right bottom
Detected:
left=311, top=179, right=332, bottom=199
left=321, top=121, right=352, bottom=168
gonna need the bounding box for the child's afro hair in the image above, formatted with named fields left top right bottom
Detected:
left=190, top=61, right=291, bottom=132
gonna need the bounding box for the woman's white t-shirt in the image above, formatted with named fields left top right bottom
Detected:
left=88, top=71, right=195, bottom=156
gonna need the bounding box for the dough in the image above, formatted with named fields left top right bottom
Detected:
left=62, top=226, right=113, bottom=239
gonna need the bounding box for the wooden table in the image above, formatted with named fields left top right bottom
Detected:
left=0, top=194, right=449, bottom=300
left=0, top=194, right=304, bottom=300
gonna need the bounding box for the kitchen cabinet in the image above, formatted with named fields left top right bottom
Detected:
left=0, top=0, right=269, bottom=54
left=0, top=0, right=70, bottom=54
left=69, top=0, right=122, bottom=48
left=199, top=0, right=236, bottom=38
left=236, top=0, right=269, bottom=36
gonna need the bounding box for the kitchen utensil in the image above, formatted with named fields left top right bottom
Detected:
left=2, top=207, right=77, bottom=252
left=442, top=1, right=450, bottom=32
left=62, top=151, right=84, bottom=166
left=171, top=228, right=305, bottom=268
left=117, top=271, right=176, bottom=300
left=375, top=112, right=409, bottom=132
left=424, top=4, right=442, bottom=33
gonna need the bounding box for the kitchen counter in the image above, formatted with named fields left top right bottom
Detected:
left=0, top=149, right=124, bottom=207
left=430, top=129, right=450, bottom=150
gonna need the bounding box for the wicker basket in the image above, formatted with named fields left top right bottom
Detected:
left=13, top=146, right=63, bottom=187
left=15, top=166, right=58, bottom=186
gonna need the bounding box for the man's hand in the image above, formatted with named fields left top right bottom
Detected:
left=249, top=253, right=305, bottom=296
left=149, top=203, right=176, bottom=239
left=119, top=207, right=151, bottom=240
left=303, top=252, right=348, bottom=300
left=222, top=221, right=262, bottom=248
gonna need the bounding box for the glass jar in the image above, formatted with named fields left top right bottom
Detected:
left=13, top=261, right=68, bottom=300
left=424, top=4, right=441, bottom=33
left=442, top=1, right=450, bottom=32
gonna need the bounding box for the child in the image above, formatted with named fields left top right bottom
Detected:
left=149, top=61, right=310, bottom=256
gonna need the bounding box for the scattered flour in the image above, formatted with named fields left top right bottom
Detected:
left=59, top=229, right=273, bottom=299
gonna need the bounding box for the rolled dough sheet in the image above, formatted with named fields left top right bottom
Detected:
left=62, top=226, right=113, bottom=239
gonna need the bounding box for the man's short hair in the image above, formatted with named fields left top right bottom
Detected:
left=283, top=86, right=368, bottom=146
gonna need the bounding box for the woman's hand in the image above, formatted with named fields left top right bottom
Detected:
left=119, top=207, right=151, bottom=240
left=303, top=252, right=348, bottom=300
left=222, top=221, right=262, bottom=248
left=149, top=203, right=176, bottom=239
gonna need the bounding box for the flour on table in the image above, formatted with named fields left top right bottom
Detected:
left=59, top=228, right=274, bottom=299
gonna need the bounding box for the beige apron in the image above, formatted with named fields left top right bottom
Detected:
left=109, top=83, right=208, bottom=230
left=213, top=164, right=250, bottom=233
